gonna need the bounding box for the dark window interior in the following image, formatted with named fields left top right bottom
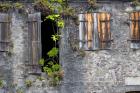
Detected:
left=41, top=15, right=59, bottom=70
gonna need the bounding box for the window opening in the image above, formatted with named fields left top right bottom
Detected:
left=41, top=15, right=59, bottom=71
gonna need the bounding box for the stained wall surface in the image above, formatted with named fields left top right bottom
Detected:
left=60, top=1, right=140, bottom=93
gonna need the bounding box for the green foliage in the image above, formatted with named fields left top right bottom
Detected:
left=60, top=6, right=76, bottom=17
left=132, top=0, right=140, bottom=6
left=14, top=3, right=23, bottom=9
left=16, top=88, right=24, bottom=93
left=36, top=0, right=66, bottom=87
left=57, top=20, right=64, bottom=28
left=39, top=58, right=45, bottom=66
left=45, top=14, right=60, bottom=21
left=47, top=47, right=58, bottom=57
left=51, top=34, right=60, bottom=42
left=45, top=14, right=64, bottom=28
left=0, top=80, right=3, bottom=88
left=25, top=80, right=32, bottom=87
left=0, top=3, right=12, bottom=12
left=37, top=76, right=45, bottom=81
left=43, top=61, right=63, bottom=86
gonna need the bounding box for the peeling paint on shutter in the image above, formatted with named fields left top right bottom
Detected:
left=98, top=12, right=111, bottom=49
left=85, top=13, right=93, bottom=49
left=28, top=13, right=41, bottom=75
left=78, top=12, right=111, bottom=50
left=130, top=12, right=140, bottom=49
left=0, top=13, right=11, bottom=52
left=93, top=13, right=99, bottom=50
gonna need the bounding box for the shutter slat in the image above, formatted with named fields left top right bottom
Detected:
left=28, top=13, right=41, bottom=74
left=100, top=13, right=106, bottom=48
left=79, top=13, right=85, bottom=49
left=135, top=12, right=139, bottom=40
left=93, top=13, right=99, bottom=50
left=139, top=12, right=140, bottom=40
left=85, top=13, right=93, bottom=49
left=0, top=13, right=11, bottom=52
left=98, top=13, right=101, bottom=49
left=131, top=12, right=135, bottom=40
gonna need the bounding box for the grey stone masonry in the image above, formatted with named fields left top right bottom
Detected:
left=60, top=1, right=140, bottom=93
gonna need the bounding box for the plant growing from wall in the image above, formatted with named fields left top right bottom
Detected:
left=0, top=3, right=12, bottom=12
left=16, top=88, right=24, bottom=93
left=0, top=80, right=4, bottom=88
left=37, top=76, right=45, bottom=81
left=39, top=46, right=64, bottom=86
left=36, top=0, right=81, bottom=86
left=14, top=2, right=24, bottom=9
left=34, top=0, right=77, bottom=18
left=87, top=0, right=98, bottom=10
left=25, top=80, right=32, bottom=88
left=131, top=0, right=140, bottom=6
left=38, top=13, right=65, bottom=86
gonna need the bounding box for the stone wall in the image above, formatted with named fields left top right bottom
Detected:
left=0, top=11, right=60, bottom=93
left=60, top=1, right=140, bottom=93
left=1, top=1, right=140, bottom=93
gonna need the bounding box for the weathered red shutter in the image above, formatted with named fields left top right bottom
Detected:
left=0, top=13, right=11, bottom=52
left=28, top=13, right=42, bottom=74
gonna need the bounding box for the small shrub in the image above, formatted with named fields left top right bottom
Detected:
left=0, top=80, right=4, bottom=88
left=132, top=0, right=140, bottom=6
left=43, top=62, right=63, bottom=86
left=25, top=80, right=32, bottom=87
left=47, top=47, right=59, bottom=58
left=16, top=88, right=23, bottom=93
left=37, top=77, right=45, bottom=81
left=14, top=3, right=23, bottom=9
left=0, top=3, right=12, bottom=12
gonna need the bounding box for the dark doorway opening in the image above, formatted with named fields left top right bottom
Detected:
left=41, top=15, right=59, bottom=70
left=126, top=91, right=140, bottom=93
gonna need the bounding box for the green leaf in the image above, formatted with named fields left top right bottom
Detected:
left=39, top=58, right=45, bottom=66
left=43, top=66, right=53, bottom=76
left=47, top=47, right=58, bottom=57
left=45, top=14, right=60, bottom=21
left=54, top=76, right=59, bottom=81
left=57, top=20, right=64, bottom=28
left=52, top=64, right=61, bottom=72
left=48, top=61, right=54, bottom=66
left=51, top=34, right=60, bottom=42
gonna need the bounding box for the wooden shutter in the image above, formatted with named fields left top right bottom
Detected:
left=79, top=12, right=111, bottom=50
left=28, top=13, right=42, bottom=75
left=79, top=13, right=86, bottom=49
left=0, top=13, right=11, bottom=52
left=130, top=12, right=140, bottom=49
left=98, top=12, right=111, bottom=49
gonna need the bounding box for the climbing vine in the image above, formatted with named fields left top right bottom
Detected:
left=36, top=0, right=68, bottom=86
